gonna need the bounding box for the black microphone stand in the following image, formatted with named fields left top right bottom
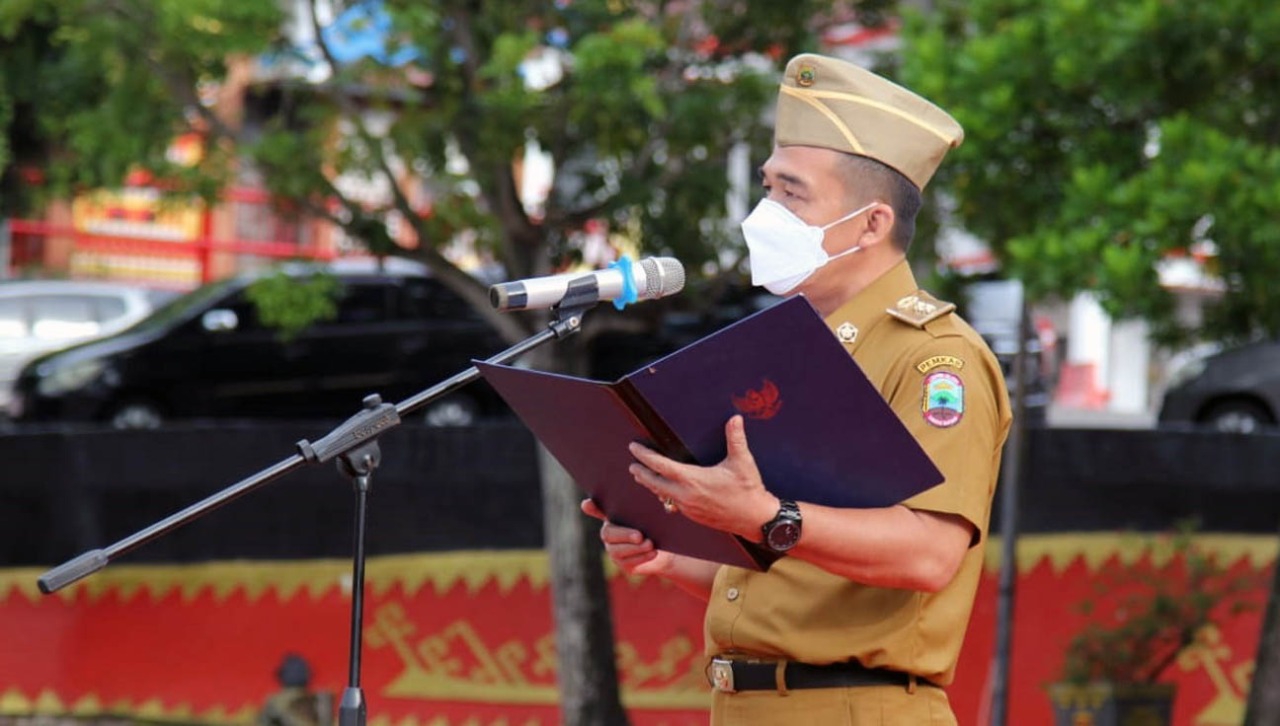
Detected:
left=37, top=282, right=602, bottom=726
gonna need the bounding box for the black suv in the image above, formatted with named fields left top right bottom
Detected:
left=9, top=258, right=509, bottom=428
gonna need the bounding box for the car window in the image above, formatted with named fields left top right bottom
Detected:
left=218, top=291, right=266, bottom=332
left=334, top=282, right=392, bottom=325
left=29, top=295, right=101, bottom=340
left=129, top=277, right=240, bottom=335
left=144, top=289, right=180, bottom=308
left=93, top=296, right=128, bottom=323
left=399, top=278, right=479, bottom=322
left=0, top=298, right=26, bottom=338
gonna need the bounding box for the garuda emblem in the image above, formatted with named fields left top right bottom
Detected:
left=732, top=379, right=783, bottom=420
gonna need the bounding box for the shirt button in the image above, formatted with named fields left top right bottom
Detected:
left=726, top=587, right=740, bottom=601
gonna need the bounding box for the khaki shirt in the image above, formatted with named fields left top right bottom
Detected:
left=703, top=260, right=1012, bottom=686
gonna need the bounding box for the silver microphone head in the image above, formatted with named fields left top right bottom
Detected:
left=486, top=256, right=687, bottom=311
left=638, top=257, right=686, bottom=299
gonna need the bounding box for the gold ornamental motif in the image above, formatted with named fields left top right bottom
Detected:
left=1177, top=625, right=1252, bottom=725
left=365, top=603, right=711, bottom=708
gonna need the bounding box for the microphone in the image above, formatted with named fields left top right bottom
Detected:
left=489, top=256, right=686, bottom=312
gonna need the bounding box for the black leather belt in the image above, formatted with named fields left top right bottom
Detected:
left=708, top=657, right=934, bottom=693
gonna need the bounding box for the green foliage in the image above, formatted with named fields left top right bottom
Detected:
left=0, top=0, right=282, bottom=212
left=1060, top=523, right=1263, bottom=685
left=2, top=0, right=905, bottom=341
left=243, top=267, right=340, bottom=342
left=899, top=0, right=1280, bottom=345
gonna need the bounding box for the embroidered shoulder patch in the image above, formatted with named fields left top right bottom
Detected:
left=887, top=291, right=956, bottom=329
left=922, top=371, right=964, bottom=428
left=917, top=355, right=965, bottom=374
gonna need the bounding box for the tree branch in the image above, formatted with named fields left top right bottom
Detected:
left=444, top=3, right=541, bottom=276
left=302, top=1, right=532, bottom=341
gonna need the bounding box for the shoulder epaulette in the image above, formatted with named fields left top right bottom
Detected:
left=886, top=290, right=956, bottom=329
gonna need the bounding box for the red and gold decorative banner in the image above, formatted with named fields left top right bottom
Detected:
left=1, top=535, right=1273, bottom=726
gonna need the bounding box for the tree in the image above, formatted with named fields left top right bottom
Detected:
left=2, top=1, right=898, bottom=721
left=897, top=2, right=1280, bottom=721
left=0, top=0, right=283, bottom=213
left=898, top=0, right=1280, bottom=347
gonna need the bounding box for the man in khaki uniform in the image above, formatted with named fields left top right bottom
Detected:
left=584, top=53, right=1011, bottom=725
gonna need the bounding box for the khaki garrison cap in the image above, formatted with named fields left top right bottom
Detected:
left=774, top=53, right=964, bottom=189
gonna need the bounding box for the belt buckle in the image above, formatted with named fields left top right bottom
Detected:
left=709, top=658, right=736, bottom=694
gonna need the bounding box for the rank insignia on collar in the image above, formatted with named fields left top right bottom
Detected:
left=887, top=290, right=955, bottom=329
left=836, top=322, right=858, bottom=344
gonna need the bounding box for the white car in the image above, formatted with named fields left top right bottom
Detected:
left=0, top=279, right=175, bottom=414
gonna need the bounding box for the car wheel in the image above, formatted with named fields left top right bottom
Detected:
left=1201, top=399, right=1274, bottom=434
left=422, top=396, right=479, bottom=427
left=108, top=399, right=165, bottom=430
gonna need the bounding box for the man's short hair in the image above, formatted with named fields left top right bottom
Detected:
left=838, top=153, right=922, bottom=253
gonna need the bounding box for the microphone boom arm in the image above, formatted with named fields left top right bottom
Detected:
left=36, top=299, right=595, bottom=594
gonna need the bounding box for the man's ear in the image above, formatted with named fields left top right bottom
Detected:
left=858, top=202, right=897, bottom=249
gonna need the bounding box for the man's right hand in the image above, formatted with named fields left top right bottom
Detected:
left=580, top=498, right=677, bottom=577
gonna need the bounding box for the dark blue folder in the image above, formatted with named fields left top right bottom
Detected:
left=475, top=295, right=943, bottom=570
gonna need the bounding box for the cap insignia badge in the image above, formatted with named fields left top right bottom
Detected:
left=796, top=65, right=816, bottom=87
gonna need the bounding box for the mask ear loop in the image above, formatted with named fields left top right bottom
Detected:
left=820, top=200, right=880, bottom=231
left=828, top=244, right=863, bottom=262
left=820, top=200, right=880, bottom=261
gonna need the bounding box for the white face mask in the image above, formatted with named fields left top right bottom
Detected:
left=742, top=199, right=878, bottom=295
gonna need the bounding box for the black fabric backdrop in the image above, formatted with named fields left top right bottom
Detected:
left=2, top=421, right=1278, bottom=567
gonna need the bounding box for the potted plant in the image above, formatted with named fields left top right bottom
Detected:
left=1048, top=523, right=1261, bottom=726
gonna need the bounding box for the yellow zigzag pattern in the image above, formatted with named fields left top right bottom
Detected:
left=983, top=533, right=1278, bottom=577
left=1, top=535, right=1273, bottom=605
left=0, top=550, right=553, bottom=605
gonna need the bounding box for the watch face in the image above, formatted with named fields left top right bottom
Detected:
left=766, top=521, right=801, bottom=552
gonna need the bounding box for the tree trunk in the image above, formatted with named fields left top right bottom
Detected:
left=1244, top=523, right=1280, bottom=725
left=540, top=445, right=630, bottom=725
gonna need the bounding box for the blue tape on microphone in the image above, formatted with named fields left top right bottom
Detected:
left=609, top=256, right=638, bottom=310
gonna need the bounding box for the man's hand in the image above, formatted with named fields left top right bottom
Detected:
left=581, top=499, right=722, bottom=601
left=580, top=499, right=676, bottom=577
left=627, top=415, right=778, bottom=541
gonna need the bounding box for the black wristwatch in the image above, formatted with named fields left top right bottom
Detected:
left=761, top=499, right=802, bottom=553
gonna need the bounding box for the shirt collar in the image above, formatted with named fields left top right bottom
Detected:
left=820, top=259, right=919, bottom=351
